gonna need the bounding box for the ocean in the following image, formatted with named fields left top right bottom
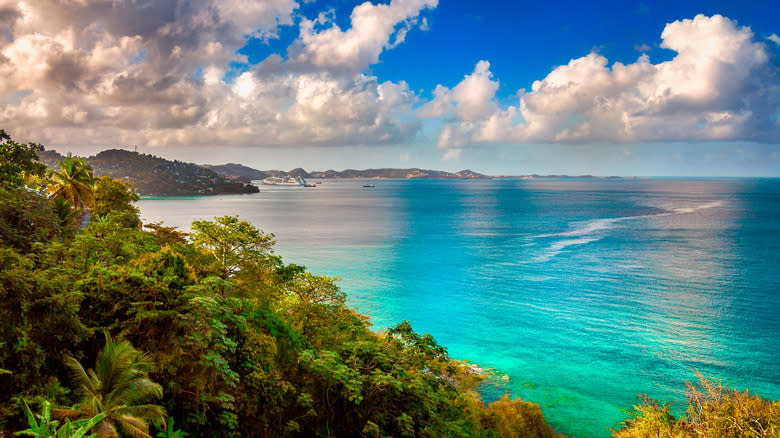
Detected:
left=137, top=178, right=780, bottom=438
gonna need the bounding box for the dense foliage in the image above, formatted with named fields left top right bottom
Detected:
left=1, top=130, right=777, bottom=437
left=93, top=177, right=141, bottom=228
left=0, top=129, right=46, bottom=188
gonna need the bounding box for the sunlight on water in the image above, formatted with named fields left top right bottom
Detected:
left=138, top=178, right=780, bottom=438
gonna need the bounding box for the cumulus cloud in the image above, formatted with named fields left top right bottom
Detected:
left=288, top=0, right=437, bottom=73
left=769, top=33, right=780, bottom=45
left=433, top=14, right=780, bottom=155
left=0, top=0, right=430, bottom=148
left=420, top=60, right=499, bottom=122
left=2, top=6, right=776, bottom=156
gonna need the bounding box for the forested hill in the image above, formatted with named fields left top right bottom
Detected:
left=205, top=164, right=491, bottom=182
left=39, top=149, right=258, bottom=196
left=203, top=163, right=270, bottom=183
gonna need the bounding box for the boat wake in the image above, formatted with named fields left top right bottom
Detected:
left=531, top=200, right=723, bottom=262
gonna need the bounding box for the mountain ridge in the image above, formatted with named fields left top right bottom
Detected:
left=204, top=164, right=493, bottom=182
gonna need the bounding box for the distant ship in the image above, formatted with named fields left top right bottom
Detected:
left=262, top=176, right=303, bottom=186
left=363, top=184, right=375, bottom=188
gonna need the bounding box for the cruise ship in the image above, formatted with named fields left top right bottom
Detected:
left=262, top=176, right=303, bottom=186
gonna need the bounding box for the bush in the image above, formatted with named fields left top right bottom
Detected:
left=614, top=375, right=780, bottom=438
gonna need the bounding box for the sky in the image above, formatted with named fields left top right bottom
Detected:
left=0, top=0, right=779, bottom=176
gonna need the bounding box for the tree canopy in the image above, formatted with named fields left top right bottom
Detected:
left=191, top=215, right=276, bottom=279
left=93, top=176, right=141, bottom=228
left=0, top=129, right=47, bottom=188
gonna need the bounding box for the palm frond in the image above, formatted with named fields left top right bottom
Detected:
left=110, top=379, right=163, bottom=407
left=95, top=336, right=137, bottom=401
left=63, top=333, right=166, bottom=437
left=64, top=354, right=97, bottom=399
left=94, top=419, right=119, bottom=438
left=114, top=404, right=167, bottom=425
left=116, top=415, right=154, bottom=438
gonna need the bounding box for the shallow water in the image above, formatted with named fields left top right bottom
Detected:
left=138, top=178, right=780, bottom=437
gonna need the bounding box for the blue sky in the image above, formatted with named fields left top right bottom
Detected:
left=1, top=0, right=778, bottom=175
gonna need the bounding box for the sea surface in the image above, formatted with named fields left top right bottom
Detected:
left=137, top=178, right=780, bottom=438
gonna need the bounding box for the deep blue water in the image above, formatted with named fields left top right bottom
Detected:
left=138, top=178, right=780, bottom=438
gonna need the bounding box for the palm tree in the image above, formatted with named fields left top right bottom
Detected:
left=57, top=333, right=167, bottom=438
left=48, top=154, right=95, bottom=210
left=51, top=196, right=80, bottom=230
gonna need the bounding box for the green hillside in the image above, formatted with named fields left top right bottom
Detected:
left=39, top=149, right=258, bottom=196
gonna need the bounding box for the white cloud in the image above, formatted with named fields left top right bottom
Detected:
left=0, top=0, right=428, bottom=148
left=634, top=43, right=652, bottom=52
left=769, top=33, right=780, bottom=45
left=1, top=6, right=776, bottom=158
left=288, top=0, right=437, bottom=73
left=418, top=60, right=500, bottom=131
left=433, top=14, right=779, bottom=156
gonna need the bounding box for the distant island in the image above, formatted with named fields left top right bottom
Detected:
left=38, top=148, right=627, bottom=197
left=495, top=174, right=627, bottom=179
left=205, top=163, right=628, bottom=183
left=204, top=164, right=492, bottom=183
left=39, top=149, right=259, bottom=196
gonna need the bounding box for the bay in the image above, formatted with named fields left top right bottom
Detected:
left=137, top=178, right=780, bottom=438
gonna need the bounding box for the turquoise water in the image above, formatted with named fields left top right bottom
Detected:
left=137, top=178, right=780, bottom=437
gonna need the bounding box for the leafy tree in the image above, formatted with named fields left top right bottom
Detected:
left=0, top=187, right=60, bottom=252
left=0, top=129, right=46, bottom=188
left=281, top=272, right=347, bottom=339
left=57, top=333, right=166, bottom=438
left=143, top=222, right=188, bottom=246
left=93, top=177, right=140, bottom=228
left=48, top=155, right=95, bottom=211
left=0, top=246, right=86, bottom=420
left=190, top=215, right=275, bottom=280
left=16, top=399, right=106, bottom=438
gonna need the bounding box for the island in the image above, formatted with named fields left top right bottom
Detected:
left=205, top=164, right=492, bottom=183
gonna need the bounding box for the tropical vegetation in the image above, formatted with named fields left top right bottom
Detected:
left=55, top=333, right=166, bottom=438
left=47, top=154, right=95, bottom=211
left=16, top=399, right=105, bottom=438
left=0, top=129, right=777, bottom=437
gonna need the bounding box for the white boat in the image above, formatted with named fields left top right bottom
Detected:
left=262, top=176, right=303, bottom=186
